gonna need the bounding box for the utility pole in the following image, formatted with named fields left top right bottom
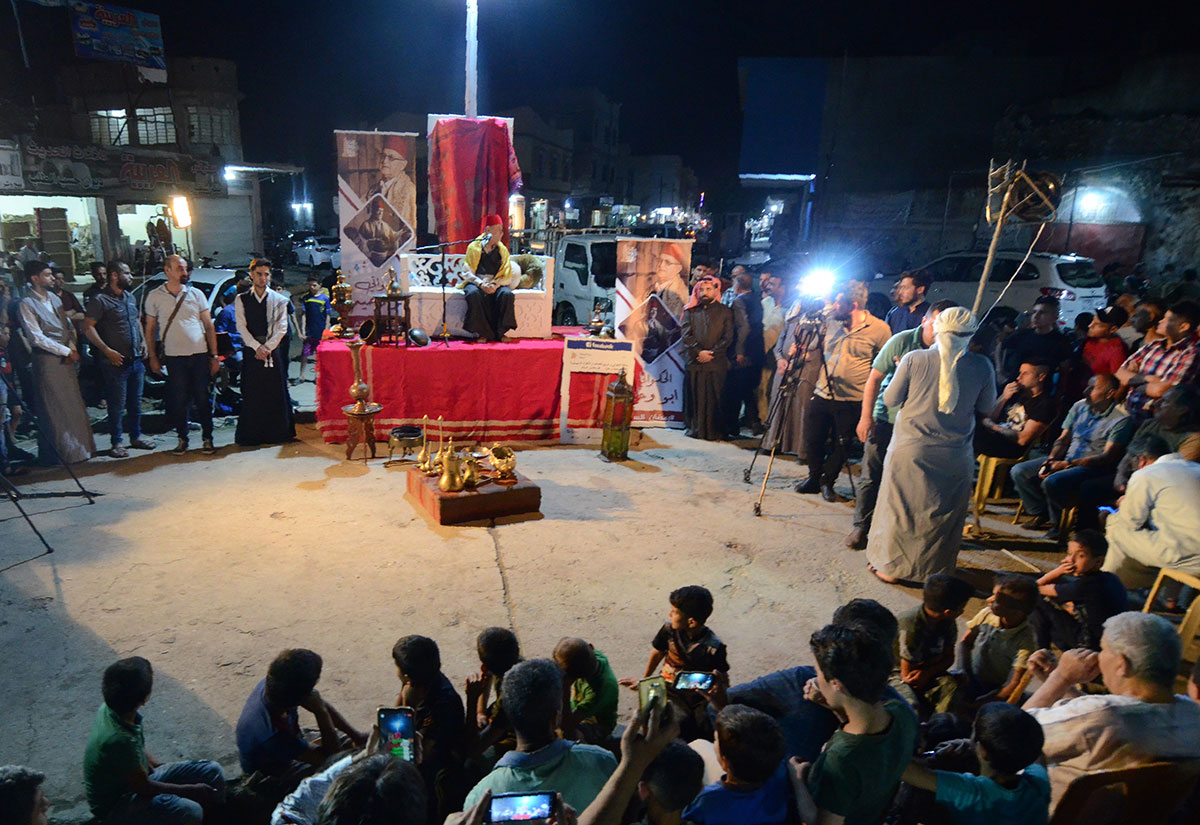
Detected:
left=465, top=0, right=478, bottom=117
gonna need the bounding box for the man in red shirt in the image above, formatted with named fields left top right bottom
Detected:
left=1082, top=306, right=1129, bottom=376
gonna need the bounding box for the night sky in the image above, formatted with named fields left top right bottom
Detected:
left=3, top=0, right=1197, bottom=213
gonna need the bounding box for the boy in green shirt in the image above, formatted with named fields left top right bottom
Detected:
left=553, top=637, right=620, bottom=744
left=792, top=623, right=918, bottom=825
left=82, top=656, right=225, bottom=824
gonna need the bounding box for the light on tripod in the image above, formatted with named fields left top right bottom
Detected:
left=799, top=268, right=836, bottom=297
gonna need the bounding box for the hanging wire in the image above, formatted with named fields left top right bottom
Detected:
left=981, top=221, right=1047, bottom=321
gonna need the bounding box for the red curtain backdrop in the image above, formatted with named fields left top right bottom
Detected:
left=428, top=117, right=523, bottom=252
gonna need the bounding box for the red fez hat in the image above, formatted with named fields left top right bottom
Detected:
left=481, top=213, right=505, bottom=231
left=661, top=242, right=685, bottom=263
left=383, top=135, right=407, bottom=156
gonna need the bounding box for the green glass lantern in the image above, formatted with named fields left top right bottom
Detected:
left=600, top=367, right=634, bottom=461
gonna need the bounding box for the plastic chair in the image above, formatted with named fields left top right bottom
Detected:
left=971, top=453, right=1026, bottom=531
left=1142, top=568, right=1200, bottom=690
left=1049, top=759, right=1200, bottom=825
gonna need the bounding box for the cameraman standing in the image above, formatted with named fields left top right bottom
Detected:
left=796, top=281, right=891, bottom=502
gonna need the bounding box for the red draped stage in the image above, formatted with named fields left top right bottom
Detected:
left=316, top=334, right=618, bottom=446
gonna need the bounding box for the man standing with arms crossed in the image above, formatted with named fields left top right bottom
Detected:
left=144, top=255, right=219, bottom=456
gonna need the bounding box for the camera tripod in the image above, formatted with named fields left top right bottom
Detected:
left=0, top=369, right=99, bottom=558
left=743, top=311, right=857, bottom=516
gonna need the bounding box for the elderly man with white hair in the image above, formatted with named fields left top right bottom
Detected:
left=1023, top=612, right=1200, bottom=809
left=866, top=306, right=997, bottom=583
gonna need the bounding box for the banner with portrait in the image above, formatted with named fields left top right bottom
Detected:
left=614, top=238, right=693, bottom=426
left=335, top=130, right=418, bottom=319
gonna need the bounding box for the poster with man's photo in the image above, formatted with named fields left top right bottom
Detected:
left=614, top=238, right=693, bottom=426
left=335, top=130, right=417, bottom=318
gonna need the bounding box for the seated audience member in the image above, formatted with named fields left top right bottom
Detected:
left=621, top=585, right=729, bottom=738
left=553, top=637, right=620, bottom=745
left=271, top=732, right=427, bottom=825
left=84, top=656, right=226, bottom=824
left=0, top=765, right=51, bottom=825
left=390, top=635, right=466, bottom=820
left=1113, top=383, right=1200, bottom=491
left=236, top=649, right=365, bottom=780
left=1011, top=373, right=1132, bottom=536
left=313, top=754, right=427, bottom=825
left=792, top=623, right=919, bottom=825
left=1034, top=529, right=1127, bottom=651
left=465, top=626, right=522, bottom=760
left=1102, top=436, right=1200, bottom=590
left=463, top=659, right=617, bottom=812
left=1023, top=612, right=1200, bottom=809
left=1070, top=312, right=1093, bottom=343
left=900, top=703, right=1050, bottom=825
left=634, top=740, right=705, bottom=825
left=1190, top=659, right=1200, bottom=703
left=998, top=297, right=1071, bottom=385
left=974, top=361, right=1054, bottom=459
left=1117, top=298, right=1164, bottom=351
left=708, top=599, right=908, bottom=763
left=1081, top=307, right=1129, bottom=376
left=682, top=706, right=790, bottom=825
left=1116, top=299, right=1200, bottom=425
left=955, top=575, right=1038, bottom=706
left=894, top=574, right=973, bottom=713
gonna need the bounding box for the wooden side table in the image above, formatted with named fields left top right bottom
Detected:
left=342, top=403, right=383, bottom=460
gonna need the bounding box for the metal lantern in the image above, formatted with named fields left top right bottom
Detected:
left=600, top=367, right=634, bottom=461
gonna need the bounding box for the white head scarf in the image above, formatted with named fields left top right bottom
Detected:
left=933, top=306, right=979, bottom=414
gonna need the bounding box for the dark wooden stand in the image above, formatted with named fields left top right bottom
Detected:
left=343, top=403, right=383, bottom=460
left=372, top=293, right=412, bottom=345
left=406, top=467, right=541, bottom=525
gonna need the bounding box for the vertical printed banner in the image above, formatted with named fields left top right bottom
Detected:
left=614, top=239, right=693, bottom=426
left=335, top=130, right=418, bottom=319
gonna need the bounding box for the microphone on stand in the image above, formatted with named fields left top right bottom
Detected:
left=480, top=231, right=493, bottom=246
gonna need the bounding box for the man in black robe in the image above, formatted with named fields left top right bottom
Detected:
left=724, top=270, right=765, bottom=437
left=234, top=259, right=295, bottom=446
left=681, top=276, right=732, bottom=440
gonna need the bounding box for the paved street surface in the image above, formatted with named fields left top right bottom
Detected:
left=0, top=424, right=1042, bottom=822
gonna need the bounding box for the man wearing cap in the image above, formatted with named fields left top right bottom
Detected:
left=371, top=136, right=416, bottom=229
left=1081, top=307, right=1129, bottom=377
left=462, top=215, right=517, bottom=342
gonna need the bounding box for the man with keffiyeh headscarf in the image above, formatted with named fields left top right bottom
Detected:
left=865, top=306, right=998, bottom=584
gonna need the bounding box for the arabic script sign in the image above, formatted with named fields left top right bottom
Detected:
left=19, top=139, right=226, bottom=200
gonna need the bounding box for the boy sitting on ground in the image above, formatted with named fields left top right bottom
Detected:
left=621, top=585, right=729, bottom=737
left=464, top=659, right=617, bottom=813
left=682, top=705, right=790, bottom=825
left=235, top=649, right=365, bottom=785
left=893, top=574, right=973, bottom=713
left=554, top=637, right=621, bottom=745
left=464, top=626, right=521, bottom=761
left=901, top=702, right=1050, bottom=825
left=391, top=635, right=466, bottom=822
left=955, top=575, right=1038, bottom=706
left=84, top=656, right=226, bottom=824
left=1034, top=529, right=1128, bottom=651
left=792, top=623, right=919, bottom=825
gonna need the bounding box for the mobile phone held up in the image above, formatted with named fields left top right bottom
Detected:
left=674, top=671, right=714, bottom=691
left=378, top=706, right=415, bottom=761
left=638, top=675, right=667, bottom=713
left=488, top=791, right=556, bottom=823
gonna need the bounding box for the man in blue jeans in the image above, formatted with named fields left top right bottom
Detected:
left=144, top=255, right=219, bottom=456
left=83, top=264, right=155, bottom=458
left=1011, top=373, right=1134, bottom=540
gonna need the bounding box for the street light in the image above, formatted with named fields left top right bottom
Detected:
left=465, top=0, right=478, bottom=117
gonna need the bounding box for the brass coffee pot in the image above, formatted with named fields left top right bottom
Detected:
left=438, top=438, right=465, bottom=492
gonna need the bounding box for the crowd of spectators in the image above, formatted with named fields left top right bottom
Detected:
left=5, top=585, right=1200, bottom=825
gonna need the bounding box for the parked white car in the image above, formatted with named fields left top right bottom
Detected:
left=880, top=251, right=1107, bottom=325
left=296, top=236, right=341, bottom=269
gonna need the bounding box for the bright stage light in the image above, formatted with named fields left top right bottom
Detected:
left=170, top=196, right=191, bottom=229
left=799, top=268, right=836, bottom=297
left=1079, top=191, right=1105, bottom=216
left=223, top=167, right=235, bottom=181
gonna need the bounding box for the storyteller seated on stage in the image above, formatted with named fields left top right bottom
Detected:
left=461, top=214, right=517, bottom=343
left=235, top=649, right=366, bottom=791
left=974, top=359, right=1054, bottom=459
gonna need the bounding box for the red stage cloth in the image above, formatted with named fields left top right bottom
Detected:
left=317, top=338, right=569, bottom=445
left=428, top=117, right=522, bottom=252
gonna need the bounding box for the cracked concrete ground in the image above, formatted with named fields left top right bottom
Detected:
left=0, top=423, right=1038, bottom=823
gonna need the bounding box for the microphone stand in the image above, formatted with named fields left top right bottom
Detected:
left=414, top=236, right=482, bottom=347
